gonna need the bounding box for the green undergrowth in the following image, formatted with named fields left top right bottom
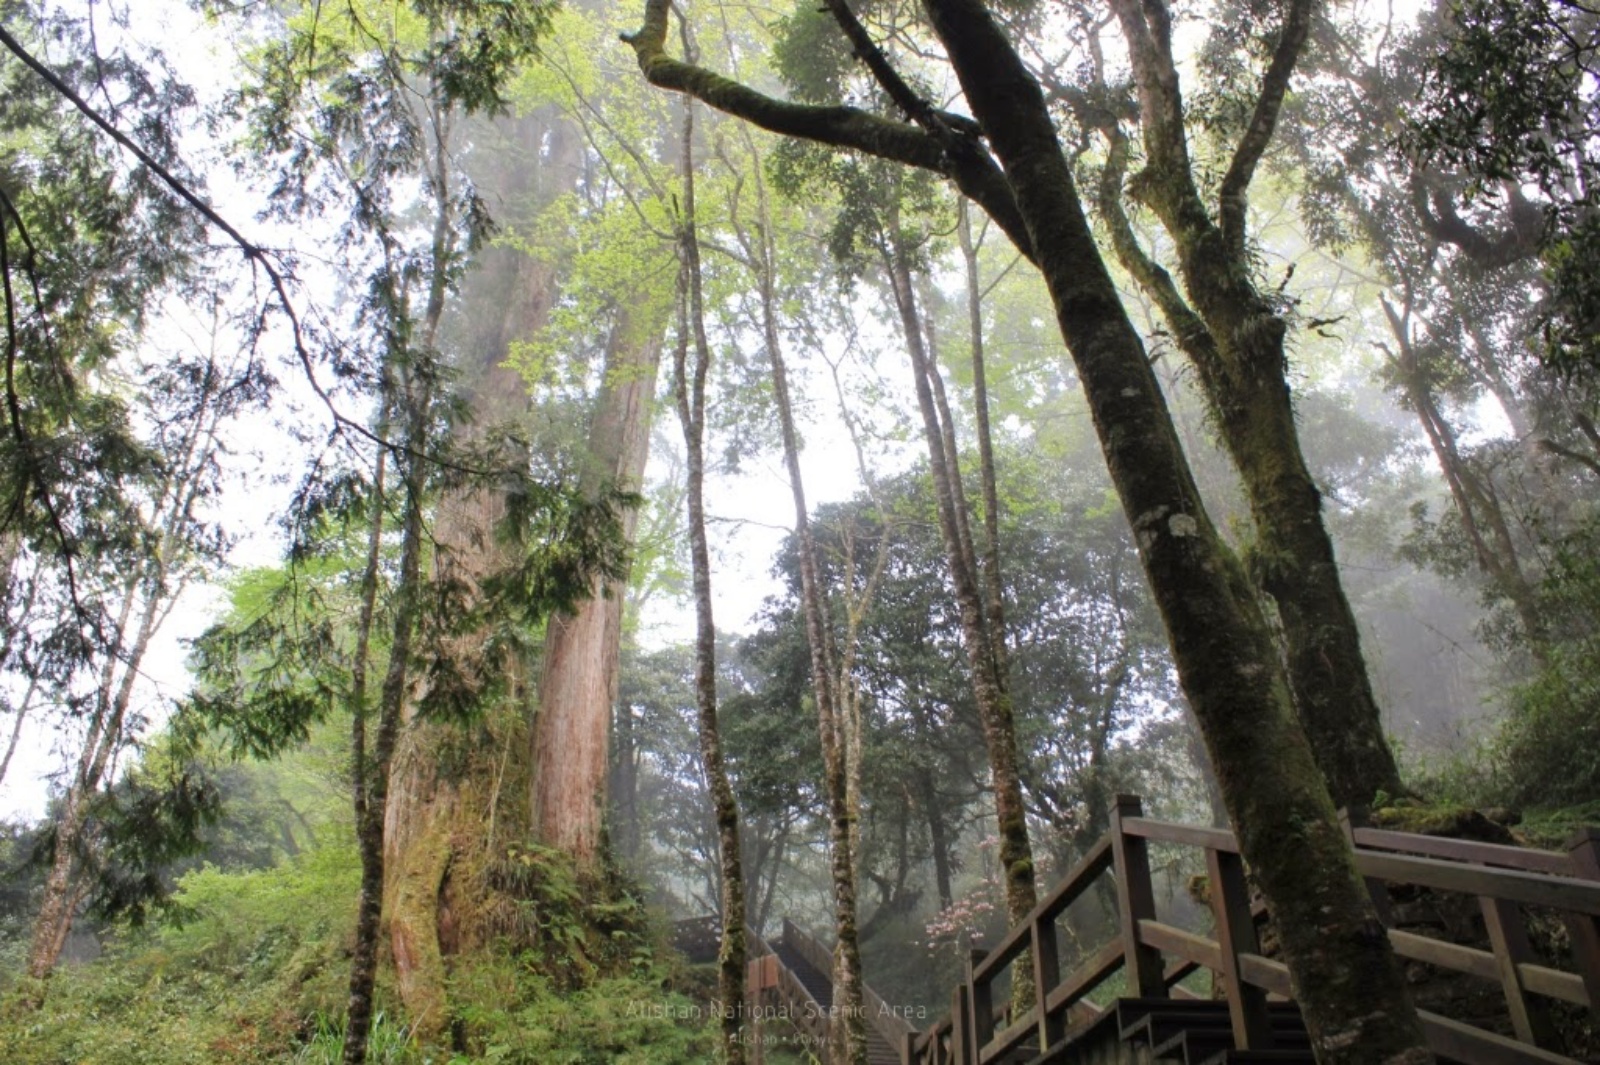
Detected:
left=1, top=842, right=357, bottom=1064
left=0, top=839, right=714, bottom=1064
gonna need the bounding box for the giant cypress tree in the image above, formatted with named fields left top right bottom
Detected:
left=213, top=1, right=623, bottom=1053
left=624, top=1, right=1433, bottom=1062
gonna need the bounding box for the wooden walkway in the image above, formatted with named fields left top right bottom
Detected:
left=905, top=796, right=1600, bottom=1065
left=673, top=797, right=1600, bottom=1064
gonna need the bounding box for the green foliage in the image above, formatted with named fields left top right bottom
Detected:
left=0, top=834, right=715, bottom=1064
left=0, top=843, right=358, bottom=1063
left=1497, top=517, right=1600, bottom=808
left=432, top=843, right=715, bottom=1063
left=294, top=1011, right=416, bottom=1065
left=1398, top=515, right=1600, bottom=815
left=1409, top=0, right=1600, bottom=372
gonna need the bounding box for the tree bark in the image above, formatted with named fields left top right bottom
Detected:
left=1088, top=11, right=1405, bottom=811
left=624, top=1, right=1434, bottom=1058
left=673, top=96, right=747, bottom=1064
left=366, top=108, right=577, bottom=1032
left=531, top=310, right=663, bottom=867
left=341, top=447, right=387, bottom=1064
left=883, top=238, right=1037, bottom=933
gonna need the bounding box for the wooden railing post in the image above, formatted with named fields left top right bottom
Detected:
left=1206, top=846, right=1274, bottom=1050
left=1110, top=794, right=1166, bottom=997
left=1031, top=913, right=1063, bottom=1051
left=1480, top=893, right=1561, bottom=1047
left=967, top=947, right=994, bottom=1057
left=952, top=983, right=971, bottom=1065
left=1566, top=826, right=1600, bottom=1021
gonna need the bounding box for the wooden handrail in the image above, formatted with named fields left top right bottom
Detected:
left=1351, top=825, right=1574, bottom=875
left=907, top=796, right=1600, bottom=1065
left=969, top=835, right=1112, bottom=985
left=1120, top=815, right=1240, bottom=854
left=1354, top=849, right=1600, bottom=915
left=775, top=917, right=919, bottom=1049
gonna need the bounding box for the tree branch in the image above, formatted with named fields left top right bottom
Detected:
left=0, top=22, right=397, bottom=460
left=819, top=0, right=980, bottom=140
left=622, top=0, right=1037, bottom=260
left=1537, top=436, right=1600, bottom=478
left=1096, top=125, right=1219, bottom=369
left=1219, top=0, right=1316, bottom=258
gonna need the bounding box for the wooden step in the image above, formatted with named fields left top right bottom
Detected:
left=1152, top=1027, right=1237, bottom=1064
left=1124, top=1013, right=1308, bottom=1048
left=1194, top=1052, right=1316, bottom=1065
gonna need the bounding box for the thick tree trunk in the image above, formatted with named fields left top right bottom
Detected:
left=921, top=2, right=1431, bottom=1058
left=531, top=311, right=663, bottom=866
left=380, top=716, right=457, bottom=1045
left=1095, top=104, right=1403, bottom=813
left=1217, top=362, right=1405, bottom=810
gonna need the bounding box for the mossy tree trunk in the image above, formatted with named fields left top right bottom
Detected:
left=346, top=91, right=454, bottom=1059
left=350, top=356, right=436, bottom=1061
left=674, top=96, right=748, bottom=1065
left=624, top=0, right=1435, bottom=1059
left=1092, top=0, right=1404, bottom=812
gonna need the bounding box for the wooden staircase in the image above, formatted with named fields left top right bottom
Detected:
left=675, top=914, right=912, bottom=1064
left=905, top=796, right=1600, bottom=1065
left=677, top=797, right=1600, bottom=1064
left=768, top=925, right=902, bottom=1065
left=1028, top=998, right=1314, bottom=1065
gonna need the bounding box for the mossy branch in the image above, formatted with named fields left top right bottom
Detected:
left=621, top=0, right=1037, bottom=260
left=1218, top=0, right=1317, bottom=259
left=1096, top=124, right=1220, bottom=371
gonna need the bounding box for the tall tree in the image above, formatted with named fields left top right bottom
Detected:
left=0, top=6, right=256, bottom=990
left=672, top=91, right=748, bottom=1064
left=624, top=1, right=1434, bottom=1060
left=521, top=8, right=678, bottom=864
left=1072, top=0, right=1404, bottom=810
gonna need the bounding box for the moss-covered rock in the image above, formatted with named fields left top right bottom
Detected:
left=1369, top=800, right=1517, bottom=844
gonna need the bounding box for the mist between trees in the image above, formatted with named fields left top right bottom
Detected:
left=0, top=0, right=1597, bottom=1063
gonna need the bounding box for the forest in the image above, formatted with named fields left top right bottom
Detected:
left=1, top=0, right=1598, bottom=1062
